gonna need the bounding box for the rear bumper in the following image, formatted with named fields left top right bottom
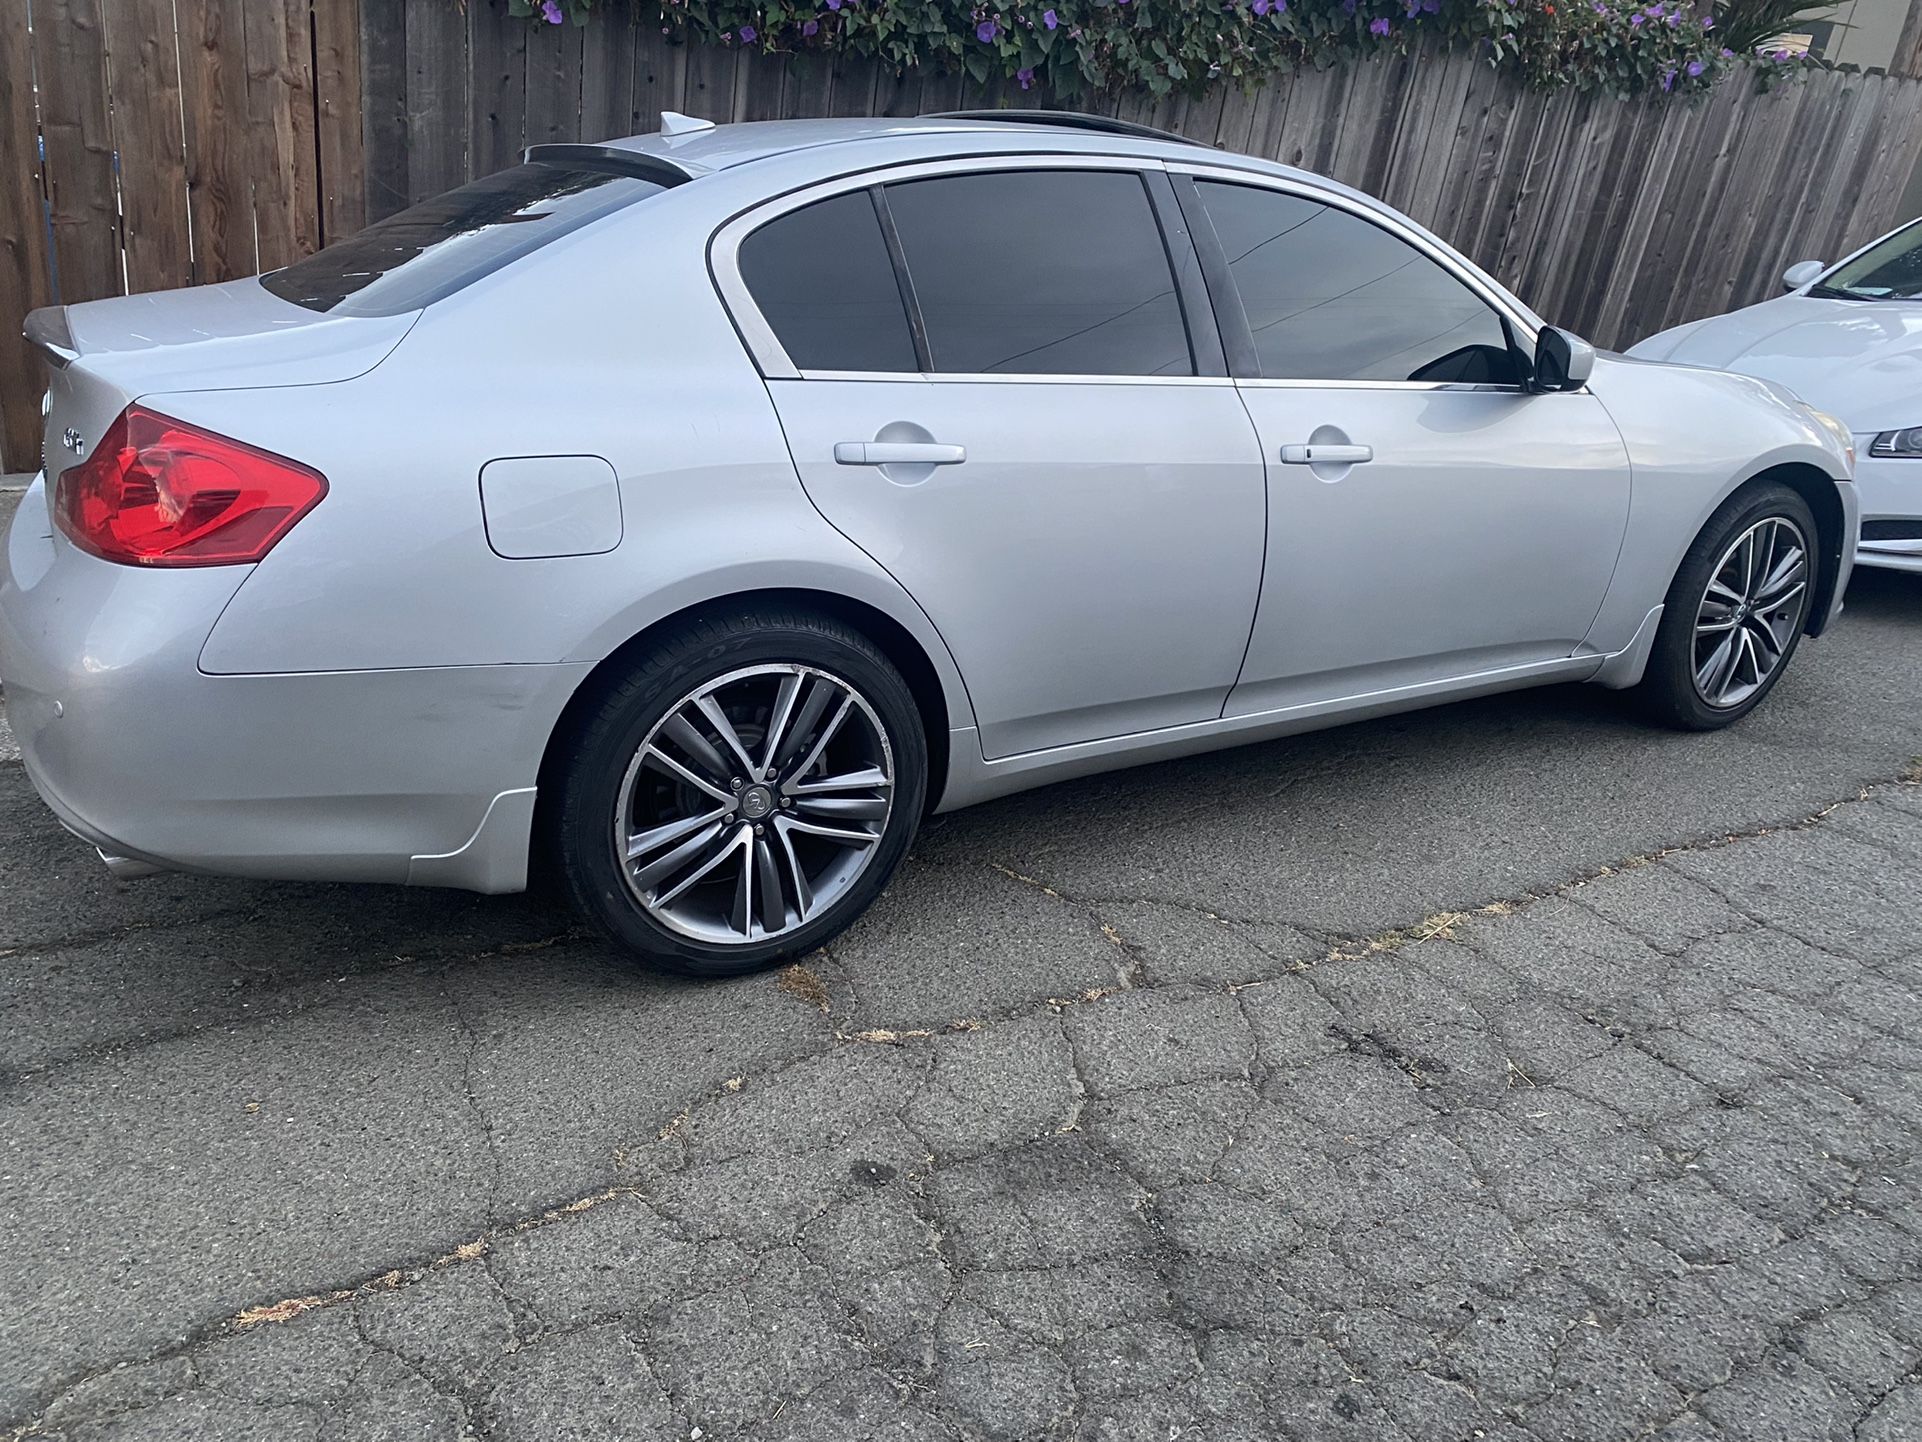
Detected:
left=1, top=477, right=587, bottom=892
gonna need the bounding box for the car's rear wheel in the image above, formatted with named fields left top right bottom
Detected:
left=554, top=608, right=927, bottom=977
left=1637, top=481, right=1817, bottom=730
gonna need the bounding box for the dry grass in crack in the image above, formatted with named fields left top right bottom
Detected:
left=228, top=1186, right=644, bottom=1332
left=991, top=861, right=1062, bottom=898
left=777, top=963, right=831, bottom=1014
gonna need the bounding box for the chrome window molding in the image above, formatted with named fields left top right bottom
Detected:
left=1236, top=377, right=1528, bottom=395
left=789, top=370, right=1236, bottom=387
left=711, top=153, right=1179, bottom=383
left=1167, top=159, right=1543, bottom=354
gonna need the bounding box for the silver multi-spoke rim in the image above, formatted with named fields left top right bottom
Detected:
left=614, top=664, right=895, bottom=945
left=1691, top=515, right=1810, bottom=710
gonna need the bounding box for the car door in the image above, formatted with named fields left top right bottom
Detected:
left=716, top=158, right=1268, bottom=758
left=1176, top=172, right=1633, bottom=718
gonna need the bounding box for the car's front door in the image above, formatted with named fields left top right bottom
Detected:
left=721, top=161, right=1267, bottom=758
left=1180, top=174, right=1634, bottom=717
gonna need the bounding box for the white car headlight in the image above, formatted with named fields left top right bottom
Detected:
left=1806, top=409, right=1856, bottom=469
left=1870, top=427, right=1922, bottom=459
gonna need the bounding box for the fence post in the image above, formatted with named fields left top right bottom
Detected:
left=0, top=4, right=52, bottom=473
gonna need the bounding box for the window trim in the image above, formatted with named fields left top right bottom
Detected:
left=1171, top=162, right=1540, bottom=391
left=710, top=153, right=1227, bottom=385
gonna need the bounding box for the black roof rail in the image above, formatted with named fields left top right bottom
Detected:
left=930, top=110, right=1209, bottom=148
left=523, top=144, right=695, bottom=187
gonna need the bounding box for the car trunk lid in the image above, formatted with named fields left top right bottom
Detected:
left=25, top=278, right=414, bottom=490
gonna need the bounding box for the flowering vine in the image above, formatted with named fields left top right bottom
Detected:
left=500, top=0, right=1754, bottom=100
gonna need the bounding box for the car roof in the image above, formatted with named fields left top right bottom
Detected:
left=595, top=114, right=1204, bottom=173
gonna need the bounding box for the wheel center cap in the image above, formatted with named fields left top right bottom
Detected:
left=739, top=785, right=775, bottom=821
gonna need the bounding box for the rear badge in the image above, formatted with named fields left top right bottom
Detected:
left=62, top=427, right=85, bottom=455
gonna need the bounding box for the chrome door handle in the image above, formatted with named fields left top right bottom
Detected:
left=834, top=441, right=966, bottom=467
left=1279, top=443, right=1372, bottom=465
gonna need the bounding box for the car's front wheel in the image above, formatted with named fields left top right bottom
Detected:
left=553, top=607, right=927, bottom=977
left=1637, top=480, right=1818, bottom=730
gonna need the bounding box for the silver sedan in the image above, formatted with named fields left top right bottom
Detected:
left=0, top=112, right=1858, bottom=976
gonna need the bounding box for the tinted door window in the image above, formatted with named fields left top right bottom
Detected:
left=739, top=191, right=919, bottom=372
left=263, top=161, right=669, bottom=317
left=1197, top=180, right=1518, bottom=385
left=885, top=170, right=1193, bottom=377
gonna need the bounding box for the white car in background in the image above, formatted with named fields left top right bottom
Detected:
left=1631, top=217, right=1922, bottom=574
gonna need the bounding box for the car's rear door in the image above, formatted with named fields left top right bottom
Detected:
left=1176, top=170, right=1633, bottom=717
left=715, top=157, right=1267, bottom=759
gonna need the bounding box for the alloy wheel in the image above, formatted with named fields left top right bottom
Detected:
left=614, top=663, right=895, bottom=945
left=1691, top=515, right=1810, bottom=710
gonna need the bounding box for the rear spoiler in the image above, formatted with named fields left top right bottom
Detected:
left=25, top=306, right=76, bottom=369
left=521, top=144, right=696, bottom=188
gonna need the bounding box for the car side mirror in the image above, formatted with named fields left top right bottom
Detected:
left=1530, top=326, right=1594, bottom=393
left=1782, top=260, right=1827, bottom=291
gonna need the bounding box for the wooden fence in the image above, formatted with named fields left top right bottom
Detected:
left=4, top=1, right=1922, bottom=472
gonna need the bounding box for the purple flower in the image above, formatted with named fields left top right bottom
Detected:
left=1702, top=13, right=1713, bottom=25
left=1043, top=7, right=1057, bottom=26
left=1720, top=46, right=1733, bottom=57
left=976, top=17, right=998, bottom=41
left=739, top=22, right=756, bottom=41
left=1341, top=0, right=1357, bottom=13
left=1661, top=67, right=1675, bottom=89
left=1254, top=0, right=1270, bottom=12
left=1016, top=65, right=1035, bottom=88
left=802, top=17, right=818, bottom=34
left=826, top=0, right=842, bottom=9
left=540, top=0, right=563, bottom=21
left=1369, top=16, right=1391, bottom=34
left=1686, top=58, right=1704, bottom=75
left=1629, top=13, right=1643, bottom=25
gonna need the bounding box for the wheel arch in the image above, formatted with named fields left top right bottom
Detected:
left=535, top=588, right=962, bottom=839
left=1739, top=461, right=1847, bottom=638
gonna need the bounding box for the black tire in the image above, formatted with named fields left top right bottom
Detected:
left=1635, top=480, right=1818, bottom=731
left=552, top=607, right=927, bottom=977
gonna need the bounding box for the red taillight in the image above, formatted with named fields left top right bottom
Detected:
left=53, top=406, right=327, bottom=567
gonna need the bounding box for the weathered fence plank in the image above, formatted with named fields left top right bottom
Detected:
left=101, top=0, right=192, bottom=293
left=581, top=1, right=639, bottom=141
left=525, top=14, right=584, bottom=147
left=178, top=0, right=254, bottom=282
left=36, top=0, right=119, bottom=312
left=315, top=0, right=367, bottom=245
left=0, top=3, right=50, bottom=471
left=360, top=0, right=410, bottom=221
left=404, top=0, right=468, bottom=203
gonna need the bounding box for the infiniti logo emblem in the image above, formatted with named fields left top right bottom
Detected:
left=61, top=427, right=84, bottom=455
left=739, top=785, right=774, bottom=821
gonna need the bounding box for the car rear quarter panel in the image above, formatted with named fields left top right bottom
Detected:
left=1583, top=355, right=1853, bottom=652
left=185, top=186, right=973, bottom=740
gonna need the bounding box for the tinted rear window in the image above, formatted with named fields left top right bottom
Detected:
left=738, top=191, right=919, bottom=372
left=262, top=162, right=666, bottom=317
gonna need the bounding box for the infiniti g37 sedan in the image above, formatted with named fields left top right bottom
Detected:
left=0, top=112, right=1858, bottom=976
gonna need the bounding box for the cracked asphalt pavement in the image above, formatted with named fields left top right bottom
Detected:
left=3, top=529, right=1922, bottom=1439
